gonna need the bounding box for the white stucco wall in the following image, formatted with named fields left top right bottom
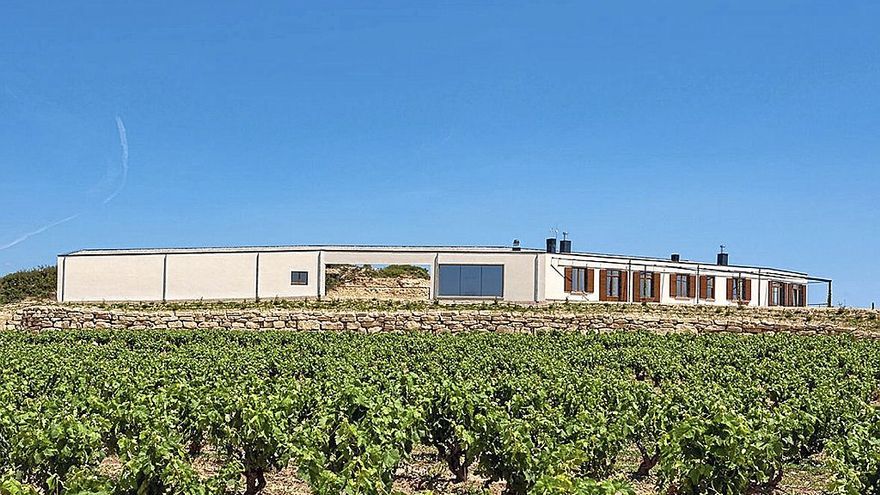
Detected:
left=257, top=251, right=320, bottom=299
left=165, top=253, right=257, bottom=301
left=61, top=254, right=165, bottom=302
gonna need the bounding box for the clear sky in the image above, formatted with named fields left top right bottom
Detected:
left=1, top=1, right=878, bottom=307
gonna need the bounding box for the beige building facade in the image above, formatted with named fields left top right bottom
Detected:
left=57, top=243, right=824, bottom=307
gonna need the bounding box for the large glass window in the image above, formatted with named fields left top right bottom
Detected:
left=438, top=264, right=503, bottom=297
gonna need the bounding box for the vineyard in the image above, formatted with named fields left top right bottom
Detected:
left=1, top=330, right=879, bottom=495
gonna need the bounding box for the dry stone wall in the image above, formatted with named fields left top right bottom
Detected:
left=7, top=304, right=880, bottom=337
left=326, top=277, right=430, bottom=301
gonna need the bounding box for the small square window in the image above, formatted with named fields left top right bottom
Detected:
left=290, top=271, right=309, bottom=285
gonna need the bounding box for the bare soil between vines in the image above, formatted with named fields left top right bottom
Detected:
left=97, top=444, right=829, bottom=494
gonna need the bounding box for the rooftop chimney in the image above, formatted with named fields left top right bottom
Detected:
left=671, top=253, right=681, bottom=263
left=546, top=237, right=557, bottom=253
left=512, top=239, right=521, bottom=252
left=559, top=232, right=571, bottom=253
left=717, top=245, right=729, bottom=266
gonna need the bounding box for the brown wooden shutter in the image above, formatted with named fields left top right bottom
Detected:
left=652, top=273, right=660, bottom=302
left=699, top=276, right=708, bottom=299
left=564, top=267, right=573, bottom=293
left=620, top=271, right=628, bottom=302
left=599, top=270, right=608, bottom=301
left=768, top=282, right=775, bottom=306
left=801, top=284, right=807, bottom=307
left=633, top=272, right=641, bottom=301
left=587, top=269, right=595, bottom=293
left=727, top=278, right=734, bottom=300
left=744, top=279, right=752, bottom=302
left=669, top=274, right=677, bottom=298
left=688, top=275, right=696, bottom=298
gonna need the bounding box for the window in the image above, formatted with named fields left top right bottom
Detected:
left=290, top=271, right=309, bottom=285
left=731, top=277, right=745, bottom=300
left=771, top=284, right=781, bottom=306
left=438, top=264, right=503, bottom=297
left=705, top=276, right=715, bottom=299
left=792, top=285, right=804, bottom=307
left=569, top=267, right=588, bottom=292
left=675, top=274, right=690, bottom=298
left=606, top=270, right=621, bottom=298
left=639, top=272, right=654, bottom=299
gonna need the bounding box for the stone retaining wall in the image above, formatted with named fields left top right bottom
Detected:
left=326, top=277, right=430, bottom=301
left=7, top=305, right=880, bottom=337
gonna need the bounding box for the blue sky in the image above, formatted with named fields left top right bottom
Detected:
left=1, top=1, right=878, bottom=307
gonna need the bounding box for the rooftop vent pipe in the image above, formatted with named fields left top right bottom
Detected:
left=546, top=237, right=557, bottom=253
left=512, top=239, right=521, bottom=252
left=671, top=253, right=680, bottom=262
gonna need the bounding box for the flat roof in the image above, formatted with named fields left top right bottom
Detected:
left=61, top=244, right=808, bottom=276
left=63, top=244, right=545, bottom=256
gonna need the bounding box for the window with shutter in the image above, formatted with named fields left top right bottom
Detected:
left=637, top=271, right=654, bottom=301
left=704, top=276, right=715, bottom=299
left=652, top=273, right=660, bottom=302
left=675, top=274, right=690, bottom=298
left=565, top=267, right=589, bottom=293
left=605, top=270, right=621, bottom=299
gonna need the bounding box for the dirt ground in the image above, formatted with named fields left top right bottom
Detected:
left=97, top=443, right=830, bottom=494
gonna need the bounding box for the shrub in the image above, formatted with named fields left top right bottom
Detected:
left=0, top=266, right=56, bottom=304
left=373, top=264, right=430, bottom=279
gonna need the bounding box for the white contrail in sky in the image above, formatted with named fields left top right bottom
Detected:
left=0, top=214, right=81, bottom=251
left=103, top=116, right=128, bottom=204
left=0, top=116, right=129, bottom=251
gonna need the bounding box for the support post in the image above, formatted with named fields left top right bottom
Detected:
left=432, top=254, right=440, bottom=301
left=254, top=253, right=260, bottom=302
left=162, top=255, right=168, bottom=303
left=827, top=280, right=832, bottom=308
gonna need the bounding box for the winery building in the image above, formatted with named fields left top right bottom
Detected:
left=56, top=240, right=828, bottom=307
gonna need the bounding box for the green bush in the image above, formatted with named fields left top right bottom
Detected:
left=0, top=266, right=56, bottom=304
left=373, top=264, right=430, bottom=279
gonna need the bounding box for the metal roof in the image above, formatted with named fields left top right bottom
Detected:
left=61, top=243, right=809, bottom=277
left=62, top=244, right=545, bottom=256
